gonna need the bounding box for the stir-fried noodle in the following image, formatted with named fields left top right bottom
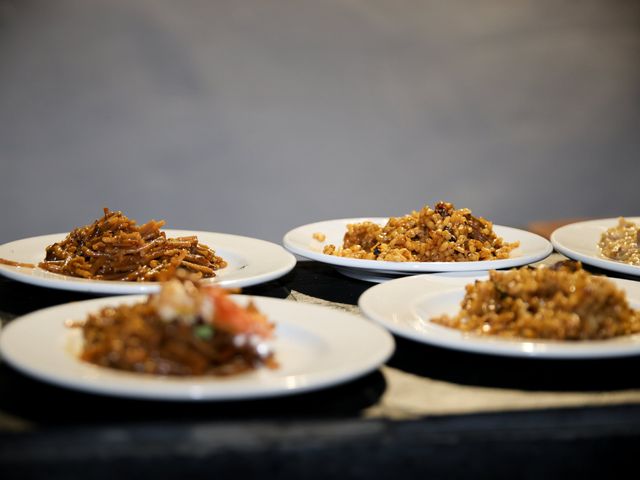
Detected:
left=39, top=208, right=226, bottom=281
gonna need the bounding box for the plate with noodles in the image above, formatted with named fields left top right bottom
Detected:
left=0, top=230, right=296, bottom=294
left=0, top=208, right=296, bottom=293
left=359, top=262, right=640, bottom=358
left=284, top=203, right=552, bottom=282
left=551, top=217, right=640, bottom=277
left=0, top=285, right=394, bottom=400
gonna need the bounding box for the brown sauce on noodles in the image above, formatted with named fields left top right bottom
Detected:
left=39, top=208, right=227, bottom=282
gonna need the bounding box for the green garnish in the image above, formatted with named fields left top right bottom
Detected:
left=193, top=324, right=214, bottom=340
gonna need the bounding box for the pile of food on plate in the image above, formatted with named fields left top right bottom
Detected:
left=69, top=277, right=277, bottom=376
left=39, top=208, right=227, bottom=281
left=323, top=201, right=518, bottom=262
left=599, top=217, right=640, bottom=266
left=431, top=261, right=640, bottom=340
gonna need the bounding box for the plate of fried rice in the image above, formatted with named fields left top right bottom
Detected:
left=359, top=261, right=640, bottom=358
left=284, top=203, right=552, bottom=282
left=551, top=217, right=640, bottom=277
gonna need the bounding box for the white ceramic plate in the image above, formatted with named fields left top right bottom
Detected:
left=551, top=217, right=640, bottom=277
left=0, top=295, right=394, bottom=400
left=0, top=230, right=296, bottom=293
left=284, top=218, right=552, bottom=282
left=359, top=272, right=640, bottom=358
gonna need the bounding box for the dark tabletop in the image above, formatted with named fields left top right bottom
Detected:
left=2, top=261, right=640, bottom=479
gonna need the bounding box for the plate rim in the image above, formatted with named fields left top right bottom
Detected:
left=0, top=294, right=395, bottom=400
left=0, top=229, right=297, bottom=293
left=283, top=217, right=553, bottom=273
left=358, top=272, right=640, bottom=359
left=550, top=217, right=640, bottom=277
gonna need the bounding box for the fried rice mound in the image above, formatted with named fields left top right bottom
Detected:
left=432, top=261, right=640, bottom=340
left=323, top=202, right=518, bottom=262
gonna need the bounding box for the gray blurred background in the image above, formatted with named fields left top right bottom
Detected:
left=1, top=0, right=639, bottom=244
